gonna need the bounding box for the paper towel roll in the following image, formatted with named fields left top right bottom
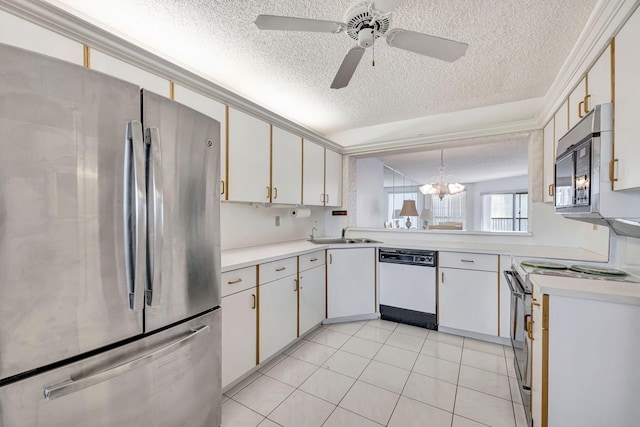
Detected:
left=290, top=208, right=311, bottom=219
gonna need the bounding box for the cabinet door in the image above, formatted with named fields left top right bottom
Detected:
left=172, top=85, right=227, bottom=199
left=303, top=140, right=326, bottom=206
left=554, top=100, right=569, bottom=144
left=271, top=126, right=302, bottom=204
left=614, top=8, right=640, bottom=191
left=227, top=108, right=271, bottom=202
left=439, top=268, right=498, bottom=336
left=259, top=275, right=298, bottom=363
left=543, top=118, right=556, bottom=203
left=299, top=265, right=326, bottom=336
left=222, top=288, right=257, bottom=388
left=327, top=248, right=376, bottom=319
left=586, top=44, right=612, bottom=112
left=568, top=78, right=587, bottom=129
left=325, top=149, right=343, bottom=207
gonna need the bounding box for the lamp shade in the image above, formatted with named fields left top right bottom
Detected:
left=399, top=200, right=419, bottom=217
left=420, top=208, right=431, bottom=220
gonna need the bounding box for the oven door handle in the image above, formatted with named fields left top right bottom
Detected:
left=503, top=270, right=524, bottom=295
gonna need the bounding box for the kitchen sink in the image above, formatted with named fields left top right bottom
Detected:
left=309, top=238, right=381, bottom=244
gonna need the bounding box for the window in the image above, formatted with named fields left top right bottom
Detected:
left=483, top=192, right=528, bottom=231
left=431, top=192, right=466, bottom=228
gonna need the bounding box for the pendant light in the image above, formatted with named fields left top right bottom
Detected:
left=419, top=149, right=465, bottom=199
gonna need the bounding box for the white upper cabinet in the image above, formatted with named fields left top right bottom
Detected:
left=568, top=78, right=587, bottom=129
left=172, top=85, right=227, bottom=198
left=543, top=118, right=555, bottom=203
left=554, top=100, right=569, bottom=145
left=303, top=140, right=326, bottom=206
left=325, top=149, right=343, bottom=207
left=586, top=44, right=612, bottom=111
left=227, top=107, right=271, bottom=203
left=614, top=7, right=640, bottom=191
left=0, top=10, right=83, bottom=66
left=302, top=141, right=343, bottom=207
left=271, top=126, right=302, bottom=204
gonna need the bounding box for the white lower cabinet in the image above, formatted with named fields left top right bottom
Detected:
left=327, top=248, right=376, bottom=319
left=258, top=274, right=298, bottom=363
left=221, top=287, right=257, bottom=389
left=438, top=252, right=499, bottom=336
left=299, top=265, right=326, bottom=336
left=531, top=286, right=640, bottom=426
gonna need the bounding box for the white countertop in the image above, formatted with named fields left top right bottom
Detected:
left=221, top=238, right=608, bottom=271
left=222, top=240, right=329, bottom=271
left=531, top=274, right=640, bottom=306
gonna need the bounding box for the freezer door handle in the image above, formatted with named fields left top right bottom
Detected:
left=145, top=126, right=164, bottom=307
left=43, top=325, right=210, bottom=400
left=124, top=121, right=147, bottom=311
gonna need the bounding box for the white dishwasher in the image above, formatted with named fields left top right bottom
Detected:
left=379, top=248, right=437, bottom=330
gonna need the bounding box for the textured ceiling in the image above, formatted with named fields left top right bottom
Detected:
left=45, top=0, right=597, bottom=141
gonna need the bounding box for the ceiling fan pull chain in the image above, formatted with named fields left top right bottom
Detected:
left=372, top=40, right=376, bottom=66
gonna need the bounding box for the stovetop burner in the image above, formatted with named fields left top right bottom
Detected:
left=569, top=264, right=628, bottom=277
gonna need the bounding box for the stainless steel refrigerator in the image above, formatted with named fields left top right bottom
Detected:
left=0, top=43, right=222, bottom=426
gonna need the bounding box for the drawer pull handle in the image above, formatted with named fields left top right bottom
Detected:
left=251, top=294, right=256, bottom=309
left=548, top=183, right=554, bottom=197
left=441, top=272, right=444, bottom=283
left=266, top=186, right=271, bottom=199
left=275, top=267, right=286, bottom=272
left=294, top=278, right=298, bottom=292
left=310, top=258, right=318, bottom=262
left=221, top=180, right=225, bottom=195
left=227, top=278, right=242, bottom=285
left=461, top=259, right=475, bottom=263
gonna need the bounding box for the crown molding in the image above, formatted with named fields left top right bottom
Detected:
left=0, top=0, right=342, bottom=152
left=342, top=117, right=538, bottom=155
left=537, top=0, right=640, bottom=126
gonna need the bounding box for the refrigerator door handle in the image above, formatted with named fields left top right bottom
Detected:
left=145, top=126, right=164, bottom=307
left=124, top=121, right=147, bottom=311
left=43, top=325, right=210, bottom=400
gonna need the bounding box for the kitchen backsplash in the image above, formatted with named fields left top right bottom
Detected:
left=220, top=202, right=326, bottom=250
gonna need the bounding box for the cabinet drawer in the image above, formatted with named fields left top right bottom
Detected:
left=439, top=252, right=498, bottom=272
left=299, top=250, right=325, bottom=272
left=222, top=266, right=257, bottom=297
left=259, top=256, right=297, bottom=284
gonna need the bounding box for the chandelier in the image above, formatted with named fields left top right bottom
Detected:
left=419, top=149, right=465, bottom=200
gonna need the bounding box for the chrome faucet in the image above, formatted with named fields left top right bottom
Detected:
left=341, top=227, right=348, bottom=238
left=310, top=227, right=318, bottom=241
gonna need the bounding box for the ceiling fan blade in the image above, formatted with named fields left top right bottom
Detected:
left=255, top=15, right=346, bottom=33
left=372, top=0, right=400, bottom=13
left=331, top=47, right=366, bottom=89
left=386, top=29, right=468, bottom=62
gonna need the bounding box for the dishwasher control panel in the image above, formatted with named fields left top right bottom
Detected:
left=378, top=248, right=436, bottom=267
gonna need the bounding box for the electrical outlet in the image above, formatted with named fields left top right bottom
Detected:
left=275, top=216, right=280, bottom=227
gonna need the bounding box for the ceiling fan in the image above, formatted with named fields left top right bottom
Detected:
left=254, top=0, right=468, bottom=89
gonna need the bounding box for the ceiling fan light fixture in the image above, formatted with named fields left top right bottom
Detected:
left=419, top=150, right=465, bottom=200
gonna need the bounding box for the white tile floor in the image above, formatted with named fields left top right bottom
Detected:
left=222, top=319, right=528, bottom=427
